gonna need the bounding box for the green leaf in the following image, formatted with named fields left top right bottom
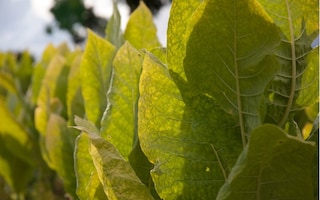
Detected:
left=295, top=49, right=319, bottom=106
left=99, top=42, right=161, bottom=198
left=183, top=0, right=281, bottom=145
left=124, top=1, right=160, bottom=50
left=44, top=113, right=78, bottom=197
left=257, top=0, right=318, bottom=39
left=106, top=0, right=124, bottom=49
left=265, top=34, right=319, bottom=127
left=167, top=0, right=203, bottom=80
left=35, top=55, right=66, bottom=135
left=80, top=30, right=115, bottom=127
left=16, top=51, right=33, bottom=94
left=307, top=115, right=319, bottom=199
left=0, top=72, right=18, bottom=95
left=128, top=141, right=160, bottom=200
left=0, top=135, right=33, bottom=194
left=0, top=98, right=34, bottom=166
left=36, top=55, right=66, bottom=108
left=31, top=63, right=46, bottom=103
left=259, top=0, right=319, bottom=126
left=216, top=124, right=315, bottom=200
left=67, top=54, right=85, bottom=125
left=100, top=42, right=142, bottom=158
left=139, top=53, right=242, bottom=199
left=74, top=116, right=154, bottom=200
left=74, top=133, right=108, bottom=200
left=31, top=44, right=62, bottom=103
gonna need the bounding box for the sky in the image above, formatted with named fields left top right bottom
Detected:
left=0, top=0, right=170, bottom=59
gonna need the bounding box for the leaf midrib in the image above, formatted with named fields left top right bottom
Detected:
left=279, top=0, right=297, bottom=127
left=233, top=3, right=246, bottom=148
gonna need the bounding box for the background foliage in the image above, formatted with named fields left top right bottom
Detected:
left=0, top=0, right=318, bottom=199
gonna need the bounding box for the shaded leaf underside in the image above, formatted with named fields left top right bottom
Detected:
left=183, top=0, right=281, bottom=145
left=217, top=124, right=315, bottom=200
left=258, top=0, right=319, bottom=126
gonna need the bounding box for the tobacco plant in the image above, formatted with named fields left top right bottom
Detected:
left=0, top=0, right=318, bottom=199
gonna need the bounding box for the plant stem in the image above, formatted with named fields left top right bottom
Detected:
left=279, top=0, right=296, bottom=127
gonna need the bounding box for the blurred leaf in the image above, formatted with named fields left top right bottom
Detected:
left=74, top=133, right=108, bottom=200
left=106, top=0, right=124, bottom=49
left=0, top=72, right=17, bottom=95
left=74, top=116, right=154, bottom=200
left=31, top=45, right=59, bottom=103
left=217, top=124, right=315, bottom=200
left=80, top=30, right=115, bottom=127
left=124, top=1, right=160, bottom=49
left=16, top=51, right=33, bottom=94
left=100, top=42, right=142, bottom=158
left=35, top=55, right=66, bottom=135
left=139, top=53, right=242, bottom=199
left=305, top=103, right=319, bottom=122
left=44, top=113, right=78, bottom=198
left=67, top=54, right=85, bottom=125
left=0, top=98, right=34, bottom=166
left=0, top=135, right=33, bottom=194
left=0, top=96, right=34, bottom=194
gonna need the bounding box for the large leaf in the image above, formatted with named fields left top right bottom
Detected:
left=100, top=42, right=142, bottom=158
left=183, top=0, right=281, bottom=145
left=167, top=0, right=203, bottom=80
left=216, top=124, right=315, bottom=200
left=74, top=117, right=154, bottom=200
left=124, top=1, right=160, bottom=50
left=74, top=133, right=107, bottom=200
left=259, top=0, right=319, bottom=126
left=265, top=33, right=319, bottom=127
left=80, top=30, right=115, bottom=127
left=99, top=42, right=161, bottom=199
left=139, top=53, right=242, bottom=199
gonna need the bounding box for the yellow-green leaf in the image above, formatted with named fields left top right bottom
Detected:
left=80, top=30, right=115, bottom=127
left=74, top=133, right=108, bottom=200
left=167, top=0, right=203, bottom=80
left=124, top=1, right=160, bottom=50
left=74, top=116, right=154, bottom=200
left=100, top=42, right=142, bottom=158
